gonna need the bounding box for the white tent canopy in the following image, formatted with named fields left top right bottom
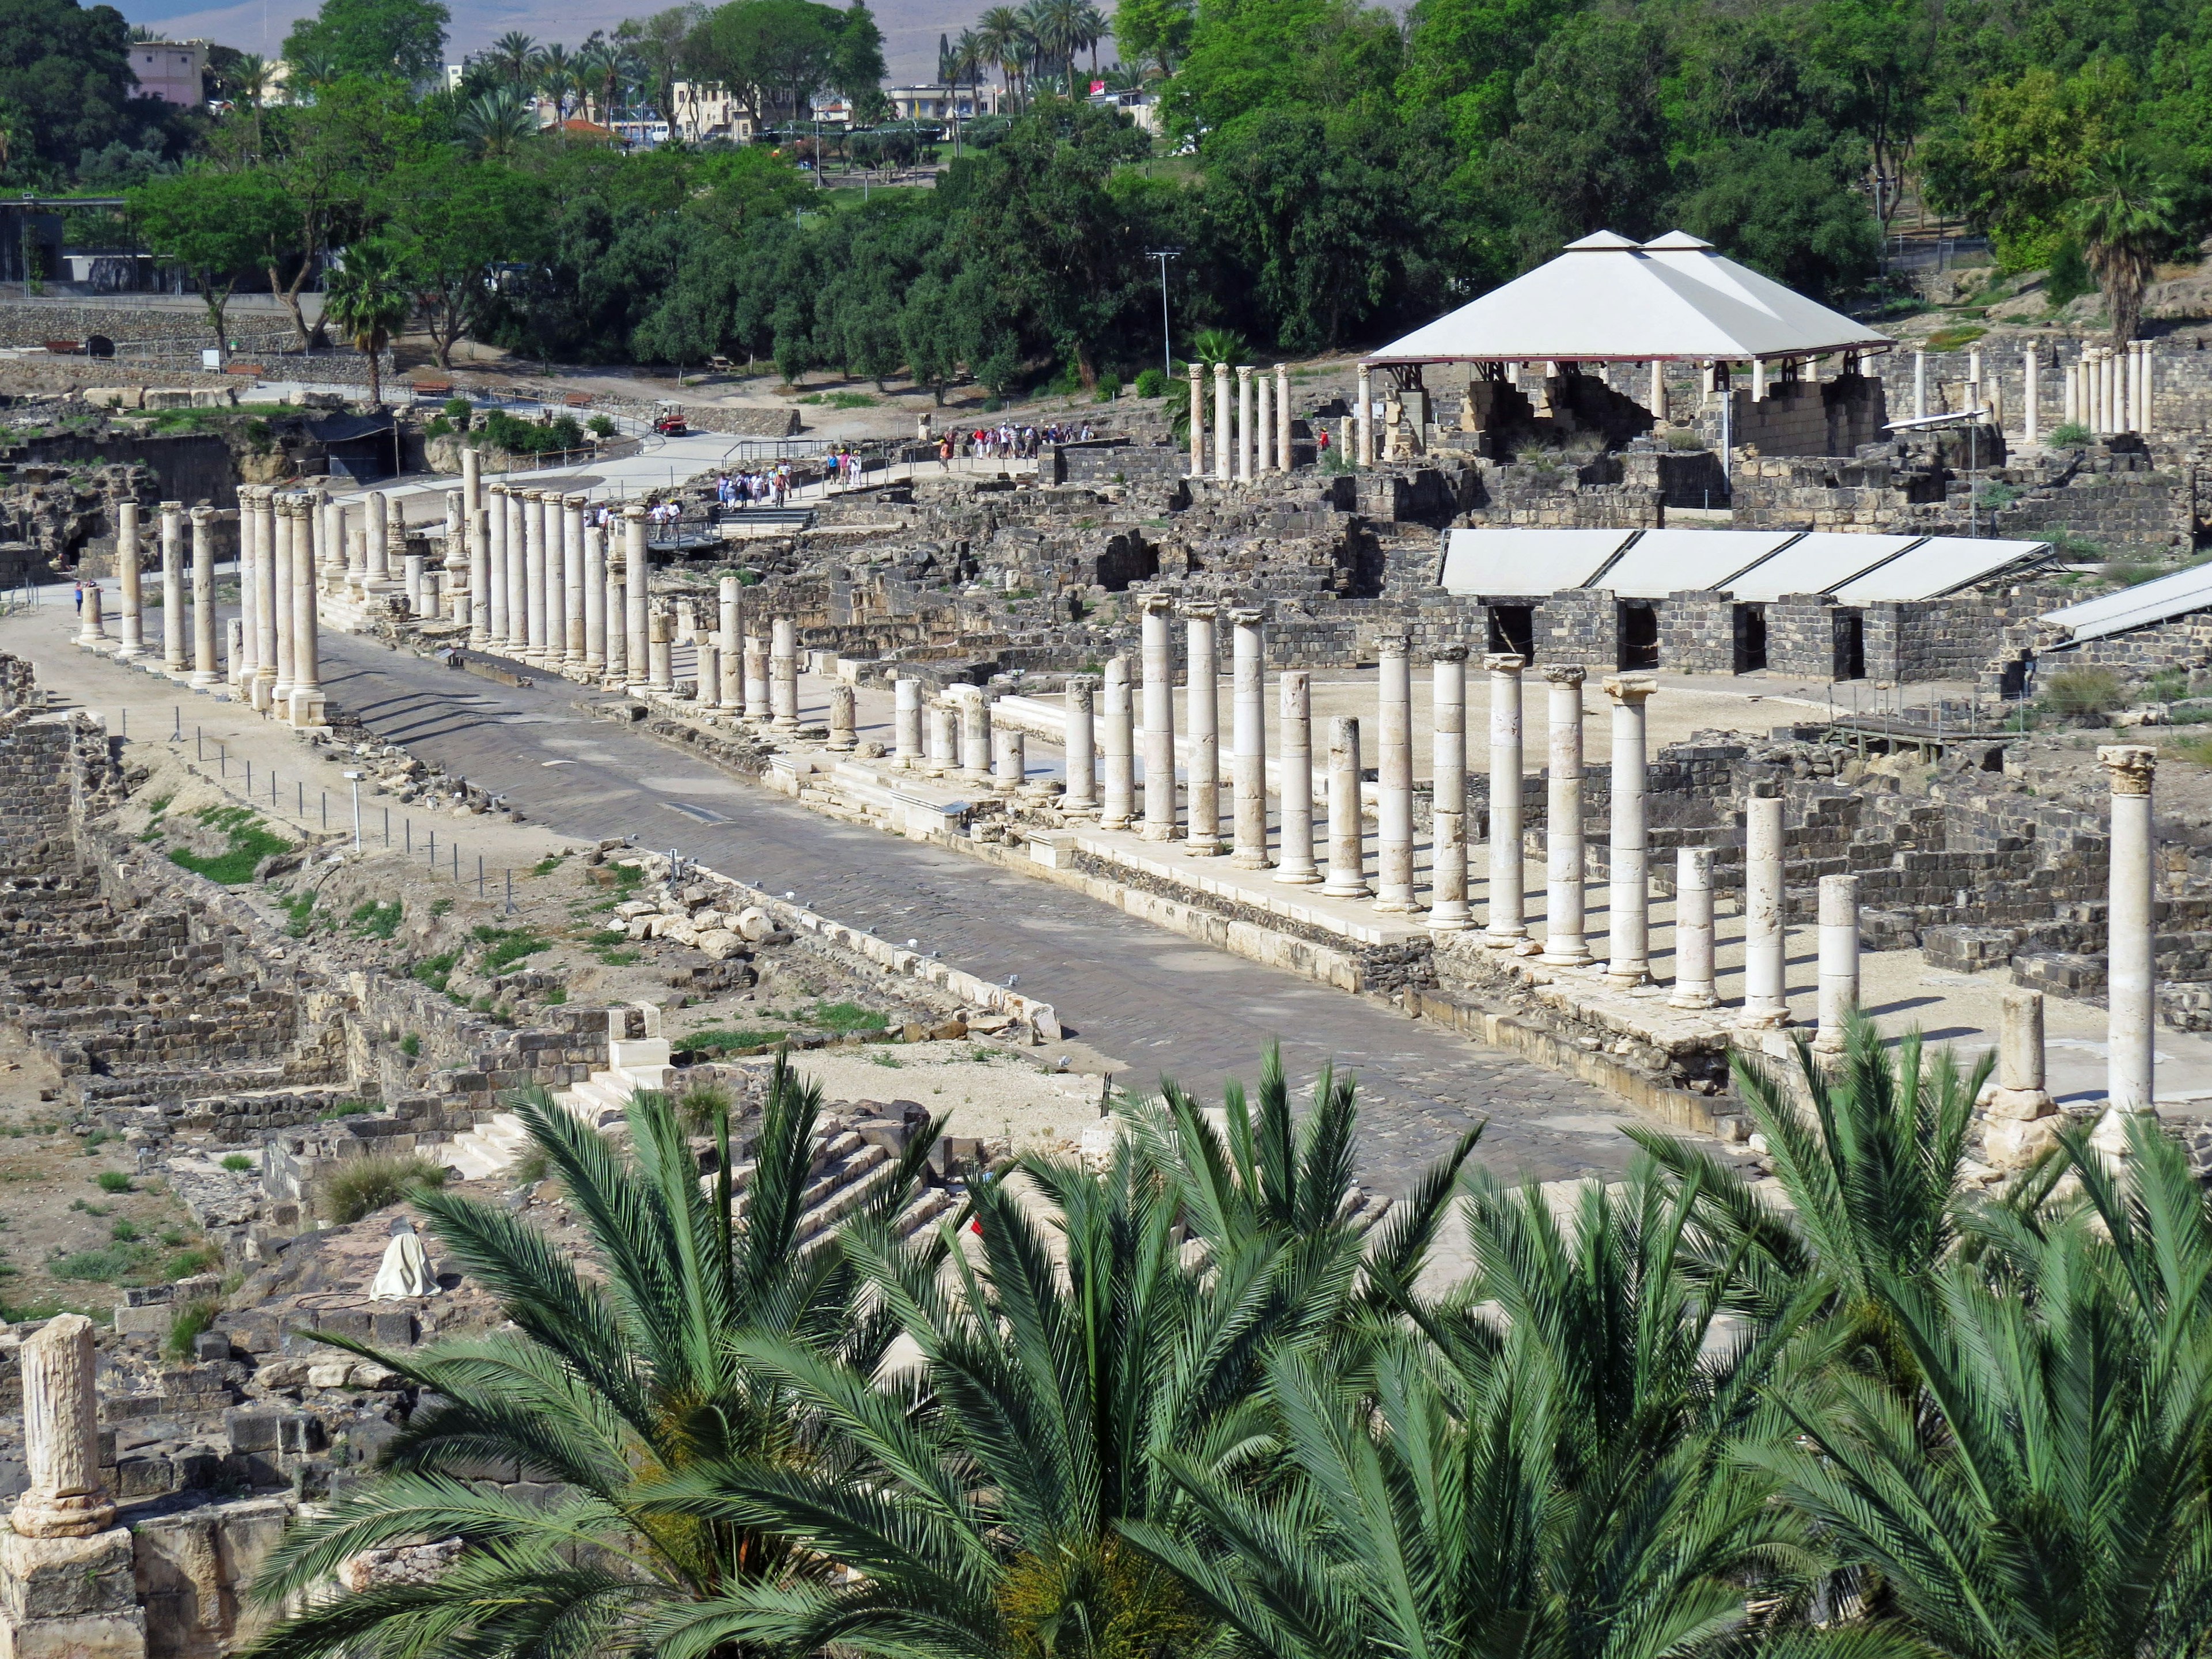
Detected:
left=1366, top=232, right=1895, bottom=367
left=2039, top=566, right=2212, bottom=646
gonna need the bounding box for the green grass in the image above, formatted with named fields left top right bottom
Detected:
left=596, top=947, right=641, bottom=967
left=681, top=1027, right=791, bottom=1054
left=321, top=1154, right=449, bottom=1225
left=800, top=390, right=878, bottom=408
left=110, top=1218, right=139, bottom=1242
left=411, top=950, right=460, bottom=993
left=2041, top=665, right=2127, bottom=718
left=221, top=1153, right=253, bottom=1173
left=529, top=853, right=565, bottom=877
left=165, top=1300, right=221, bottom=1359
left=399, top=1032, right=422, bottom=1058
left=1924, top=323, right=1988, bottom=353
left=349, top=900, right=403, bottom=940
left=50, top=1242, right=151, bottom=1282
left=280, top=893, right=319, bottom=937
left=872, top=1051, right=904, bottom=1068
left=94, top=1171, right=133, bottom=1194
left=430, top=898, right=453, bottom=916
left=316, top=1100, right=377, bottom=1121
left=2049, top=421, right=2093, bottom=447
left=474, top=926, right=552, bottom=972
left=813, top=1000, right=889, bottom=1033
left=166, top=1245, right=222, bottom=1278
left=168, top=806, right=295, bottom=885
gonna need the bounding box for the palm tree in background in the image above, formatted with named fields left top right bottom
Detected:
left=322, top=238, right=411, bottom=405
left=576, top=35, right=623, bottom=124
left=536, top=43, right=579, bottom=120
left=1028, top=0, right=1085, bottom=100
left=950, top=29, right=984, bottom=112
left=221, top=54, right=272, bottom=156
left=1078, top=2, right=1108, bottom=76
left=488, top=31, right=540, bottom=86
left=286, top=50, right=336, bottom=96
left=975, top=6, right=1028, bottom=103
left=459, top=85, right=539, bottom=158
left=2074, top=147, right=2177, bottom=346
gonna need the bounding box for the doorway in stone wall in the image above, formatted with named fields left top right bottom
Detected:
left=1736, top=604, right=1768, bottom=672
left=1838, top=612, right=1866, bottom=680
left=1619, top=601, right=1659, bottom=669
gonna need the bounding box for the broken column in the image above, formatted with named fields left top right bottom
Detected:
left=1486, top=653, right=1529, bottom=949
left=1063, top=675, right=1098, bottom=811
left=1141, top=596, right=1178, bottom=840
left=1540, top=665, right=1591, bottom=965
left=695, top=640, right=721, bottom=707
left=829, top=683, right=857, bottom=751
left=159, top=502, right=184, bottom=672
left=1275, top=669, right=1320, bottom=884
left=1321, top=715, right=1369, bottom=898
left=1740, top=789, right=1789, bottom=1027
left=647, top=612, right=673, bottom=692
left=1669, top=846, right=1717, bottom=1009
left=1604, top=673, right=1656, bottom=984
left=1816, top=873, right=1859, bottom=1051
left=11, top=1313, right=116, bottom=1538
left=1355, top=363, right=1373, bottom=467
left=113, top=500, right=144, bottom=660
left=1376, top=633, right=1416, bottom=912
left=959, top=690, right=992, bottom=783
left=718, top=577, right=740, bottom=672
left=1101, top=657, right=1135, bottom=829
left=770, top=616, right=799, bottom=731
left=75, top=579, right=103, bottom=647
left=1428, top=646, right=1470, bottom=930
left=992, top=716, right=1024, bottom=793
left=925, top=702, right=956, bottom=776
left=894, top=678, right=923, bottom=766
left=1188, top=363, right=1205, bottom=476
left=1185, top=604, right=1222, bottom=854
left=188, top=507, right=218, bottom=687
left=2103, top=744, right=2158, bottom=1119
left=1983, top=989, right=2059, bottom=1168
left=403, top=545, right=425, bottom=618
left=1230, top=608, right=1268, bottom=867
left=743, top=637, right=769, bottom=722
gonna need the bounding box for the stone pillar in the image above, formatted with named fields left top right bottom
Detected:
left=828, top=683, right=857, bottom=751
left=188, top=507, right=218, bottom=687
left=1815, top=873, right=1859, bottom=1051
left=1275, top=669, right=1320, bottom=883
left=1213, top=363, right=1233, bottom=483
left=1741, top=790, right=1789, bottom=1027
left=695, top=641, right=721, bottom=707
left=1374, top=634, right=1416, bottom=911
left=1322, top=716, right=1369, bottom=898
left=470, top=505, right=493, bottom=646
left=743, top=637, right=769, bottom=721
left=290, top=497, right=323, bottom=726
left=1101, top=656, right=1135, bottom=829
left=158, top=502, right=184, bottom=672
left=1984, top=990, right=2059, bottom=1168
left=603, top=532, right=627, bottom=684
left=253, top=488, right=280, bottom=707
left=10, top=1314, right=114, bottom=1537
left=647, top=611, right=673, bottom=692
left=1255, top=368, right=1272, bottom=474
left=1236, top=365, right=1255, bottom=483
left=925, top=703, right=957, bottom=776
left=1229, top=609, right=1268, bottom=866
left=113, top=499, right=144, bottom=659
left=1669, top=847, right=1716, bottom=1009
left=523, top=491, right=548, bottom=662
left=718, top=576, right=741, bottom=664
left=624, top=507, right=650, bottom=691
left=770, top=616, right=799, bottom=730
left=1063, top=675, right=1097, bottom=810
left=893, top=678, right=923, bottom=766
left=958, top=691, right=992, bottom=783
left=2022, top=345, right=2039, bottom=444
left=365, top=488, right=390, bottom=584
left=1184, top=605, right=1223, bottom=854
left=75, top=579, right=103, bottom=647
left=562, top=494, right=587, bottom=665
left=228, top=487, right=255, bottom=685
left=1912, top=351, right=1926, bottom=421
left=720, top=641, right=743, bottom=707
left=268, top=492, right=294, bottom=704
left=442, top=488, right=467, bottom=613
left=1486, top=653, right=1529, bottom=948
left=505, top=489, right=529, bottom=654
left=1141, top=596, right=1178, bottom=840
left=2103, top=744, right=2157, bottom=1116
left=2138, top=341, right=2154, bottom=432
left=991, top=717, right=1024, bottom=793
left=1275, top=363, right=1291, bottom=471
left=1426, top=647, right=1470, bottom=928
left=403, top=548, right=426, bottom=618
left=1603, top=673, right=1656, bottom=984
left=1647, top=358, right=1667, bottom=421
left=1188, top=363, right=1204, bottom=477
left=484, top=486, right=507, bottom=646
left=583, top=527, right=607, bottom=672
left=1540, top=665, right=1591, bottom=965
left=1356, top=363, right=1373, bottom=467
left=461, top=444, right=481, bottom=525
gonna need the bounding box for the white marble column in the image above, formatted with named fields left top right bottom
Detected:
left=1213, top=363, right=1233, bottom=483
left=925, top=703, right=956, bottom=776
left=1816, top=872, right=1859, bottom=1051
left=743, top=637, right=769, bottom=721
left=603, top=532, right=627, bottom=683
left=1064, top=675, right=1098, bottom=810
left=562, top=493, right=587, bottom=666
left=267, top=490, right=291, bottom=704
left=1276, top=669, right=1319, bottom=883
left=893, top=678, right=923, bottom=766
left=582, top=527, right=607, bottom=672
left=1356, top=364, right=1374, bottom=467
left=188, top=507, right=218, bottom=687
left=2103, top=744, right=2157, bottom=1116
left=1275, top=363, right=1292, bottom=471
left=1141, top=596, right=1178, bottom=840
left=1485, top=653, right=1529, bottom=948
left=1101, top=656, right=1135, bottom=829
left=461, top=444, right=481, bottom=530
left=469, top=505, right=493, bottom=646
left=254, top=488, right=281, bottom=707
left=718, top=576, right=741, bottom=664
left=2023, top=345, right=2040, bottom=444
left=365, top=488, right=391, bottom=586
left=1188, top=363, right=1205, bottom=478
left=1540, top=665, right=1590, bottom=964
left=829, top=682, right=857, bottom=749
left=647, top=611, right=672, bottom=692
left=9, top=1313, right=115, bottom=1539
left=1185, top=605, right=1223, bottom=854
left=1236, top=365, right=1255, bottom=483
left=1604, top=673, right=1656, bottom=984
left=1376, top=634, right=1416, bottom=911
left=1741, top=790, right=1789, bottom=1027
left=991, top=715, right=1024, bottom=793
left=770, top=616, right=798, bottom=729
left=484, top=486, right=507, bottom=646
left=1428, top=647, right=1470, bottom=928
left=959, top=690, right=992, bottom=783
left=1669, top=847, right=1716, bottom=1009
left=1229, top=608, right=1268, bottom=866
left=506, top=488, right=530, bottom=655
left=158, top=502, right=184, bottom=672
left=441, top=487, right=467, bottom=616
left=1912, top=350, right=1926, bottom=421
left=403, top=548, right=425, bottom=619
left=228, top=487, right=256, bottom=688
left=113, top=500, right=144, bottom=659
left=1255, top=369, right=1273, bottom=474
left=522, top=491, right=548, bottom=662
left=75, top=583, right=104, bottom=647
left=623, top=506, right=650, bottom=691
left=290, top=496, right=323, bottom=725
left=1322, top=715, right=1369, bottom=898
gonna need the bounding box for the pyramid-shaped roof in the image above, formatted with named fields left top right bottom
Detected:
left=1365, top=232, right=1893, bottom=365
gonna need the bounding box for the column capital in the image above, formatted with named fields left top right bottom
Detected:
left=1212, top=361, right=1230, bottom=382
left=623, top=502, right=646, bottom=521
left=1376, top=630, right=1410, bottom=658
left=1483, top=652, right=1525, bottom=673
left=2100, top=744, right=2157, bottom=796
left=1184, top=600, right=1218, bottom=622
left=1228, top=605, right=1263, bottom=627
left=1236, top=363, right=1253, bottom=382
left=1433, top=643, right=1467, bottom=663
left=564, top=491, right=589, bottom=507
left=1188, top=362, right=1202, bottom=382
left=1541, top=663, right=1586, bottom=687
left=1140, top=593, right=1176, bottom=616
left=160, top=498, right=183, bottom=512
left=188, top=504, right=215, bottom=524
left=1602, top=672, right=1657, bottom=704
left=1066, top=673, right=1097, bottom=703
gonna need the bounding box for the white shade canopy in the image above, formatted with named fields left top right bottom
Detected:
left=1366, top=232, right=1895, bottom=367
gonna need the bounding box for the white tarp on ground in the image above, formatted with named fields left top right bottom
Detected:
left=2039, top=564, right=2212, bottom=645
left=1437, top=528, right=1636, bottom=596
left=1366, top=230, right=1895, bottom=367
left=1588, top=529, right=1801, bottom=598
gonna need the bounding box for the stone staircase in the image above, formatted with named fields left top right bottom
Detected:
left=445, top=1032, right=676, bottom=1180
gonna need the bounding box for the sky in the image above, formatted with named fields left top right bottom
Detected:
left=115, top=0, right=962, bottom=91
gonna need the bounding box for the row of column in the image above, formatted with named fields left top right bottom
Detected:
left=1910, top=342, right=2158, bottom=440
left=1187, top=362, right=1296, bottom=482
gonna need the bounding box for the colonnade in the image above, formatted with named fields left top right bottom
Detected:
left=1187, top=362, right=1296, bottom=480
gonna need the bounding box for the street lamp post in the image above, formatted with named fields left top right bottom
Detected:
left=1147, top=247, right=1181, bottom=385
left=343, top=770, right=363, bottom=851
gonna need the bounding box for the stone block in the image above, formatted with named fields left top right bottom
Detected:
left=2, top=1611, right=146, bottom=1659
left=0, top=1529, right=141, bottom=1619
left=220, top=1409, right=280, bottom=1454
left=111, top=1306, right=171, bottom=1337
left=368, top=1310, right=416, bottom=1347
left=190, top=1331, right=230, bottom=1363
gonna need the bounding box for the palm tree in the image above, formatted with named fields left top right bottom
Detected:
left=536, top=43, right=579, bottom=120
left=1078, top=2, right=1108, bottom=75
left=576, top=35, right=622, bottom=125
left=323, top=239, right=412, bottom=406
left=222, top=54, right=272, bottom=155
left=459, top=85, right=540, bottom=159
left=0, top=99, right=27, bottom=179
left=976, top=6, right=1028, bottom=103
left=1754, top=1113, right=2212, bottom=1659
left=285, top=50, right=336, bottom=97
left=488, top=31, right=540, bottom=86
left=2073, top=147, right=2176, bottom=346
left=247, top=1064, right=947, bottom=1659
left=1029, top=0, right=1086, bottom=100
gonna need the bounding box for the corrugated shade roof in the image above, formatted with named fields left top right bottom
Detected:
left=2039, top=564, right=2212, bottom=645
left=1437, top=528, right=1635, bottom=595
left=1367, top=232, right=1895, bottom=366
left=1591, top=529, right=1801, bottom=599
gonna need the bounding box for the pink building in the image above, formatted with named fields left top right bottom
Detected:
left=128, top=41, right=209, bottom=107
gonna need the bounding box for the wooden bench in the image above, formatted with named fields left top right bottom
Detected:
left=225, top=362, right=266, bottom=376
left=412, top=379, right=454, bottom=397
left=41, top=340, right=80, bottom=354
left=562, top=391, right=593, bottom=407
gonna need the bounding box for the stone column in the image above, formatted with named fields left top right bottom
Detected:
left=1540, top=665, right=1591, bottom=965
left=1356, top=363, right=1374, bottom=467
left=1213, top=363, right=1233, bottom=483
left=1275, top=670, right=1320, bottom=883
left=462, top=444, right=481, bottom=524
left=1141, top=596, right=1178, bottom=840
left=2023, top=345, right=2040, bottom=444
left=9, top=1314, right=115, bottom=1539
left=254, top=488, right=281, bottom=706
left=484, top=486, right=507, bottom=645
left=1275, top=363, right=1292, bottom=471
left=1815, top=873, right=1859, bottom=1051
left=158, top=502, right=184, bottom=672
left=992, top=717, right=1024, bottom=793
left=228, top=487, right=255, bottom=687
left=403, top=548, right=425, bottom=618
left=718, top=576, right=741, bottom=663
left=1669, top=847, right=1716, bottom=1009
left=829, top=683, right=857, bottom=751
left=1741, top=790, right=1789, bottom=1027
left=442, top=488, right=467, bottom=612
left=925, top=703, right=957, bottom=776
left=1064, top=675, right=1098, bottom=810
left=959, top=690, right=992, bottom=783
left=582, top=527, right=607, bottom=672
left=75, top=584, right=104, bottom=647
left=2103, top=744, right=2157, bottom=1116
left=505, top=489, right=529, bottom=654
left=647, top=611, right=673, bottom=691
left=770, top=616, right=799, bottom=730
left=603, top=533, right=627, bottom=683
left=268, top=491, right=293, bottom=704
left=1236, top=365, right=1255, bottom=482
left=1984, top=990, right=2059, bottom=1168
left=113, top=499, right=144, bottom=659
left=1647, top=358, right=1667, bottom=421
left=1184, top=605, right=1224, bottom=854
left=1101, top=656, right=1135, bottom=829
left=894, top=678, right=923, bottom=766
left=743, top=637, right=770, bottom=721
left=1913, top=350, right=1926, bottom=421
left=1604, top=673, right=1656, bottom=984
left=1229, top=609, right=1268, bottom=866
left=1486, top=653, right=1529, bottom=948
left=365, top=488, right=390, bottom=585
left=1322, top=716, right=1369, bottom=898
left=1188, top=363, right=1205, bottom=477
left=188, top=507, right=218, bottom=687
left=1427, top=647, right=1470, bottom=928
left=1255, top=368, right=1273, bottom=474
left=290, top=497, right=323, bottom=726
left=1375, top=634, right=1416, bottom=911
left=523, top=491, right=548, bottom=662
left=470, top=505, right=493, bottom=646
left=624, top=507, right=650, bottom=691
left=563, top=494, right=588, bottom=665
left=695, top=641, right=720, bottom=707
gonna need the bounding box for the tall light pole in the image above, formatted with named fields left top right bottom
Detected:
left=1147, top=247, right=1181, bottom=384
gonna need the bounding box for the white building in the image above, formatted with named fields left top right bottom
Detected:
left=128, top=40, right=208, bottom=107
left=887, top=84, right=1006, bottom=120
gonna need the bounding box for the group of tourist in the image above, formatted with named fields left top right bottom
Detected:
left=935, top=421, right=1093, bottom=466
left=713, top=468, right=794, bottom=510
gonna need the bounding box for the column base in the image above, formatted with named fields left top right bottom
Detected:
left=2089, top=1104, right=2158, bottom=1157
left=1230, top=851, right=1271, bottom=869
left=288, top=688, right=328, bottom=728
left=189, top=670, right=221, bottom=689
left=1668, top=988, right=1717, bottom=1010
left=113, top=642, right=144, bottom=661
left=1274, top=865, right=1323, bottom=885
left=1184, top=837, right=1226, bottom=857
left=1812, top=1029, right=1846, bottom=1054
left=1374, top=897, right=1421, bottom=915
left=1320, top=878, right=1372, bottom=899
left=1426, top=906, right=1473, bottom=931
left=1540, top=944, right=1594, bottom=967
left=1139, top=824, right=1180, bottom=842
left=1483, top=927, right=1528, bottom=949
left=1736, top=1006, right=1791, bottom=1030
left=1606, top=963, right=1650, bottom=988
left=249, top=679, right=275, bottom=713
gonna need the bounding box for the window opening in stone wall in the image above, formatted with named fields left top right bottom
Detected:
left=1839, top=612, right=1866, bottom=680
left=1736, top=604, right=1768, bottom=672
left=1487, top=604, right=1534, bottom=658
left=1619, top=601, right=1659, bottom=670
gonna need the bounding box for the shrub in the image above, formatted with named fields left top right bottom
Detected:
left=2041, top=665, right=2127, bottom=719
left=2049, top=422, right=2093, bottom=447
left=1133, top=366, right=1166, bottom=399
left=349, top=900, right=403, bottom=940
left=2044, top=237, right=2093, bottom=309
left=1662, top=427, right=1707, bottom=451
left=321, top=1153, right=449, bottom=1225
left=221, top=1153, right=253, bottom=1173
left=676, top=1081, right=733, bottom=1134
left=587, top=414, right=616, bottom=437
left=412, top=951, right=459, bottom=993
left=681, top=1027, right=789, bottom=1054
left=1093, top=372, right=1122, bottom=403
left=1925, top=323, right=1988, bottom=353
left=443, top=397, right=472, bottom=427
left=474, top=926, right=551, bottom=971
left=813, top=1000, right=888, bottom=1033
left=166, top=1245, right=222, bottom=1277
left=95, top=1170, right=133, bottom=1194
left=508, top=1145, right=550, bottom=1188
left=168, top=806, right=294, bottom=885
left=165, top=1300, right=219, bottom=1359
left=477, top=409, right=585, bottom=456
left=51, top=1243, right=150, bottom=1282
left=399, top=1033, right=422, bottom=1058
left=110, top=1219, right=139, bottom=1242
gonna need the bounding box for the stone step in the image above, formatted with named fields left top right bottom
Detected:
left=445, top=1111, right=531, bottom=1180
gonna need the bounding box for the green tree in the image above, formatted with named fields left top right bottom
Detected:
left=282, top=0, right=450, bottom=85
left=130, top=171, right=288, bottom=348
left=2074, top=146, right=2177, bottom=342
left=1923, top=60, right=2137, bottom=270
left=1111, top=0, right=1190, bottom=73
left=383, top=161, right=546, bottom=368
left=459, top=84, right=537, bottom=157
left=260, top=75, right=426, bottom=347
left=246, top=1067, right=948, bottom=1659
left=0, top=0, right=153, bottom=172
left=1669, top=131, right=1882, bottom=300
left=324, top=237, right=412, bottom=403
left=695, top=0, right=881, bottom=126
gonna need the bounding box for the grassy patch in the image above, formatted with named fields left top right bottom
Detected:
left=800, top=390, right=877, bottom=408
left=529, top=853, right=565, bottom=877
left=2041, top=665, right=2127, bottom=719
left=509, top=1145, right=550, bottom=1188
left=412, top=951, right=459, bottom=993
left=317, top=1100, right=377, bottom=1121
left=349, top=900, right=403, bottom=940
left=474, top=926, right=552, bottom=972
left=681, top=1027, right=790, bottom=1054
left=110, top=1218, right=139, bottom=1242
left=94, top=1170, right=133, bottom=1194
left=166, top=1244, right=222, bottom=1277
left=1924, top=323, right=1988, bottom=353
left=280, top=893, right=319, bottom=937
left=872, top=1051, right=904, bottom=1068
left=399, top=1033, right=422, bottom=1058
left=595, top=946, right=641, bottom=967
left=813, top=1001, right=889, bottom=1033
left=50, top=1242, right=151, bottom=1282
left=169, top=806, right=295, bottom=885
left=221, top=1153, right=253, bottom=1173
left=321, top=1154, right=448, bottom=1225
left=165, top=1300, right=220, bottom=1359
